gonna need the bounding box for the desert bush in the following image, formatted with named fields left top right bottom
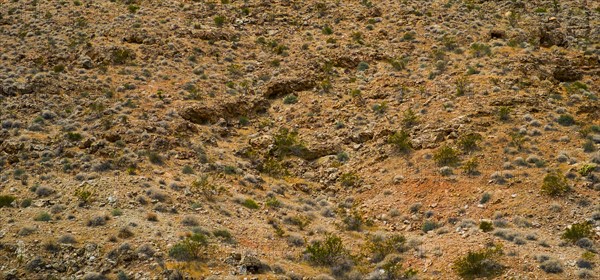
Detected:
left=271, top=128, right=307, bottom=158
left=260, top=157, right=288, bottom=178
left=455, top=76, right=469, bottom=96
left=578, top=163, right=596, bottom=176
left=433, top=146, right=460, bottom=166
left=462, top=157, right=479, bottom=175
left=402, top=109, right=419, bottom=127
left=283, top=95, right=298, bottom=104
left=169, top=233, right=208, bottom=261
left=284, top=215, right=312, bottom=230
left=378, top=254, right=418, bottom=280
left=541, top=172, right=569, bottom=196
left=422, top=220, right=440, bottom=232
left=557, top=114, right=575, bottom=126
left=34, top=212, right=52, bottom=222
left=265, top=197, right=282, bottom=208
left=498, top=106, right=511, bottom=121
left=74, top=184, right=95, bottom=205
left=343, top=211, right=364, bottom=231
left=540, top=259, right=563, bottom=273
left=305, top=233, right=346, bottom=266
left=191, top=175, right=220, bottom=201
left=388, top=131, right=412, bottom=153
left=212, top=229, right=234, bottom=242
left=214, top=15, right=226, bottom=27
left=365, top=233, right=407, bottom=263
left=458, top=133, right=482, bottom=153
left=87, top=215, right=107, bottom=227
left=562, top=221, right=593, bottom=243
left=453, top=245, right=505, bottom=279
left=339, top=172, right=360, bottom=187
left=182, top=165, right=194, bottom=175
left=241, top=198, right=259, bottom=209
left=35, top=186, right=54, bottom=197
left=0, top=195, right=15, bottom=208
left=59, top=234, right=77, bottom=244
left=479, top=221, right=494, bottom=232
left=470, top=43, right=491, bottom=57
left=480, top=192, right=491, bottom=204
left=148, top=152, right=164, bottom=165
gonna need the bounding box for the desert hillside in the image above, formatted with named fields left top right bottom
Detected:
left=1, top=0, right=600, bottom=279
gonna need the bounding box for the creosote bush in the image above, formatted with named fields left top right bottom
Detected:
left=388, top=131, right=412, bottom=153
left=453, top=245, right=505, bottom=279
left=0, top=195, right=16, bottom=208
left=433, top=146, right=460, bottom=166
left=169, top=233, right=208, bottom=261
left=365, top=234, right=407, bottom=263
left=540, top=172, right=569, bottom=196
left=562, top=222, right=593, bottom=243
left=305, top=233, right=346, bottom=266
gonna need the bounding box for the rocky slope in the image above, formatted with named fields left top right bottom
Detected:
left=1, top=0, right=600, bottom=279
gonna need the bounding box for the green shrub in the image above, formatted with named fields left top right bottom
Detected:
left=480, top=192, right=491, bottom=204
left=422, top=220, right=440, bottom=232
left=455, top=76, right=469, bottom=96
left=241, top=198, right=259, bottom=209
left=402, top=109, right=419, bottom=127
left=271, top=128, right=308, bottom=158
left=433, top=146, right=460, bottom=166
left=498, top=106, right=511, bottom=121
left=305, top=233, right=346, bottom=266
left=148, top=152, right=164, bottom=165
left=214, top=15, right=226, bottom=27
left=182, top=165, right=194, bottom=175
left=259, top=157, right=288, bottom=178
left=212, top=229, right=233, bottom=242
left=65, top=132, right=83, bottom=141
left=284, top=215, right=311, bottom=230
left=283, top=95, right=298, bottom=104
left=578, top=163, right=596, bottom=176
left=127, top=4, right=139, bottom=13
left=0, top=195, right=15, bottom=208
left=34, top=212, right=52, bottom=222
left=462, top=157, right=479, bottom=175
left=388, top=131, right=412, bottom=153
left=339, top=172, right=360, bottom=187
left=453, top=245, right=505, bottom=279
left=458, top=133, right=482, bottom=153
left=562, top=222, right=593, bottom=243
left=111, top=208, right=123, bottom=216
left=169, top=233, right=208, bottom=261
left=479, top=221, right=494, bottom=232
left=379, top=255, right=418, bottom=279
left=191, top=175, right=220, bottom=202
left=583, top=140, right=595, bottom=153
left=365, top=234, right=407, bottom=262
left=322, top=25, right=333, bottom=35
left=372, top=102, right=388, bottom=114
left=74, top=184, right=95, bottom=205
left=265, top=197, right=282, bottom=208
left=540, top=172, right=569, bottom=196
left=470, top=43, right=491, bottom=57
left=342, top=211, right=364, bottom=231
left=557, top=114, right=575, bottom=126
left=111, top=49, right=134, bottom=65
left=357, top=61, right=369, bottom=71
